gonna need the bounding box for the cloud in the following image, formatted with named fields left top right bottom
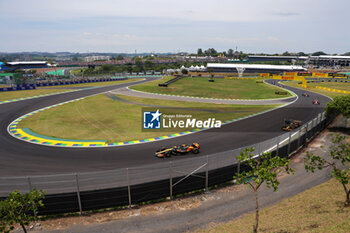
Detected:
left=271, top=12, right=301, bottom=17
left=0, top=0, right=349, bottom=53
left=0, top=0, right=303, bottom=23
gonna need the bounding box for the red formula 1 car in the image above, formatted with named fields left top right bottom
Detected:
left=313, top=99, right=320, bottom=105
left=282, top=119, right=302, bottom=131
left=155, top=143, right=200, bottom=158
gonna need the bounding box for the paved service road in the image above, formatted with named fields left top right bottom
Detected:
left=0, top=78, right=330, bottom=176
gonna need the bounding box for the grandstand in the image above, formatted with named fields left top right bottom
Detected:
left=0, top=61, right=55, bottom=71
left=308, top=55, right=350, bottom=66
left=247, top=55, right=307, bottom=63
left=206, top=63, right=306, bottom=74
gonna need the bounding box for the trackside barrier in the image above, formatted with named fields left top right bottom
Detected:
left=158, top=76, right=184, bottom=87
left=0, top=84, right=37, bottom=92
left=0, top=112, right=330, bottom=215
left=315, top=86, right=350, bottom=94
left=35, top=78, right=127, bottom=87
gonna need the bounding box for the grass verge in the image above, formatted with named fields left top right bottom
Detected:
left=131, top=77, right=292, bottom=100
left=18, top=94, right=278, bottom=143
left=201, top=178, right=350, bottom=233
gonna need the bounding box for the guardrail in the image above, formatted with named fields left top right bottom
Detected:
left=0, top=112, right=328, bottom=215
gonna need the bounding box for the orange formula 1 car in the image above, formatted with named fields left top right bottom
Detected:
left=282, top=119, right=302, bottom=131
left=155, top=143, right=200, bottom=158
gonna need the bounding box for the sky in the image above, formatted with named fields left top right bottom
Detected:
left=0, top=0, right=349, bottom=54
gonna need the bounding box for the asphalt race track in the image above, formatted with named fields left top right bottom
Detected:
left=0, top=78, right=331, bottom=176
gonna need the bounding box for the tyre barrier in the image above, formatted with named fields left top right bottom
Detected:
left=0, top=84, right=37, bottom=92
left=0, top=113, right=329, bottom=215
left=0, top=78, right=130, bottom=92
left=275, top=91, right=288, bottom=95
left=158, top=76, right=184, bottom=87
left=36, top=78, right=127, bottom=87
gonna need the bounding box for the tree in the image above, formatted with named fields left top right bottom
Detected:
left=181, top=69, right=188, bottom=75
left=305, top=134, right=350, bottom=206
left=13, top=73, right=26, bottom=85
left=297, top=52, right=307, bottom=56
left=325, top=95, right=350, bottom=118
left=343, top=52, right=350, bottom=56
left=100, top=64, right=116, bottom=72
left=197, top=48, right=203, bottom=56
left=312, top=51, right=327, bottom=56
left=207, top=68, right=214, bottom=78
left=204, top=48, right=218, bottom=57
left=227, top=49, right=234, bottom=58
left=134, top=58, right=144, bottom=72
left=235, top=148, right=294, bottom=233
left=144, top=60, right=154, bottom=71
left=116, top=55, right=124, bottom=60
left=0, top=189, right=45, bottom=233
left=282, top=51, right=291, bottom=56
left=125, top=63, right=133, bottom=74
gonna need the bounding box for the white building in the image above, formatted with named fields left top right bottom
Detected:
left=84, top=56, right=111, bottom=62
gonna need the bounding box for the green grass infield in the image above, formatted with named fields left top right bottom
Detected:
left=131, top=77, right=292, bottom=100
left=18, top=94, right=279, bottom=143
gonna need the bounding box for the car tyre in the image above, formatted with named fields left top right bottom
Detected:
left=192, top=148, right=200, bottom=154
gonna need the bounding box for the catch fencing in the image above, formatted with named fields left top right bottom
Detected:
left=0, top=112, right=328, bottom=215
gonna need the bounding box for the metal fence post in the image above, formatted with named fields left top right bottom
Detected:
left=321, top=112, right=326, bottom=130
left=317, top=113, right=321, bottom=133
left=315, top=114, right=319, bottom=133
left=27, top=176, right=32, bottom=192
left=312, top=117, right=317, bottom=137
left=276, top=136, right=280, bottom=157
left=297, top=127, right=302, bottom=149
left=126, top=168, right=132, bottom=207
left=237, top=161, right=241, bottom=175
left=258, top=143, right=262, bottom=156
left=287, top=131, right=292, bottom=156
left=169, top=162, right=173, bottom=200
left=75, top=173, right=83, bottom=215
left=205, top=156, right=209, bottom=192
left=27, top=176, right=38, bottom=217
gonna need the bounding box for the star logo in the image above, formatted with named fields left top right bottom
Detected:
left=143, top=109, right=162, bottom=129
left=150, top=109, right=161, bottom=122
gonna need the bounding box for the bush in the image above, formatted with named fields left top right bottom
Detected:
left=326, top=95, right=350, bottom=118
left=181, top=69, right=188, bottom=75
left=0, top=189, right=45, bottom=233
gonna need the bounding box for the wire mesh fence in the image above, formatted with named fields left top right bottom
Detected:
left=0, top=112, right=327, bottom=214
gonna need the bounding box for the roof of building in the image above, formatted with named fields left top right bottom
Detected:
left=207, top=63, right=306, bottom=70
left=248, top=55, right=299, bottom=59
left=315, top=55, right=350, bottom=59
left=6, top=61, right=48, bottom=65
